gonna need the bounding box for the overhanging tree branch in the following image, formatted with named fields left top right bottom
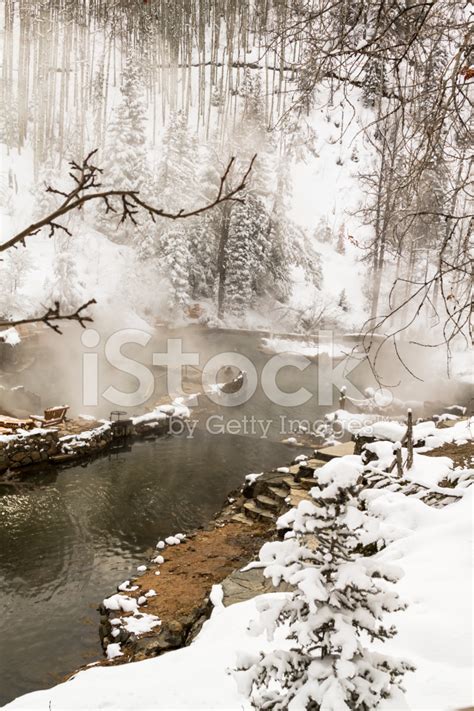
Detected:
left=0, top=150, right=257, bottom=253
left=0, top=300, right=97, bottom=335
left=0, top=150, right=256, bottom=334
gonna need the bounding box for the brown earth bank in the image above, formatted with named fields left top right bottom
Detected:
left=100, top=519, right=273, bottom=663
left=90, top=466, right=309, bottom=674
left=91, top=458, right=330, bottom=676
left=93, top=475, right=284, bottom=667
left=424, top=440, right=474, bottom=469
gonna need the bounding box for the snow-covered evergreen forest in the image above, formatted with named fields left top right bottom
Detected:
left=1, top=0, right=471, bottom=354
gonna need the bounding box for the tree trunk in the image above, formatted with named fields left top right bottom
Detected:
left=216, top=205, right=231, bottom=318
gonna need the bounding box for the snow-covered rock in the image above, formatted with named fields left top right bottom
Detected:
left=105, top=643, right=123, bottom=661
left=103, top=594, right=138, bottom=614
left=164, top=536, right=181, bottom=545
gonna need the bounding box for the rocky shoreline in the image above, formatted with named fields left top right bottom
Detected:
left=94, top=452, right=332, bottom=667
left=0, top=403, right=189, bottom=474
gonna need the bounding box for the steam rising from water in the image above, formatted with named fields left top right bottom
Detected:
left=4, top=311, right=471, bottom=423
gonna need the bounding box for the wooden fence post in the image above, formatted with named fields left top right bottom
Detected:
left=394, top=442, right=403, bottom=478
left=339, top=386, right=346, bottom=410
left=406, top=408, right=413, bottom=469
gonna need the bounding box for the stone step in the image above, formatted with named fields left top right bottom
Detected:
left=296, top=459, right=325, bottom=478
left=306, top=458, right=326, bottom=469
left=231, top=513, right=254, bottom=526
left=296, top=466, right=316, bottom=479
left=298, top=477, right=317, bottom=490
left=221, top=567, right=293, bottom=607
left=289, top=488, right=312, bottom=506
left=314, top=442, right=355, bottom=461
left=243, top=501, right=276, bottom=523
left=288, top=464, right=301, bottom=475
left=256, top=494, right=280, bottom=511
left=267, top=485, right=290, bottom=502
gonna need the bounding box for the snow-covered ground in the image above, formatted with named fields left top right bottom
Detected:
left=369, top=489, right=473, bottom=711
left=4, top=593, right=292, bottom=711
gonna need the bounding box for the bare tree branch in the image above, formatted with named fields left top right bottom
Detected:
left=0, top=150, right=257, bottom=253
left=0, top=300, right=97, bottom=335
left=0, top=150, right=256, bottom=336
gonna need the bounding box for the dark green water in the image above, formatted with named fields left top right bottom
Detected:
left=0, top=433, right=299, bottom=707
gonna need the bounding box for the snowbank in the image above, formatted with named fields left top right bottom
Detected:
left=325, top=409, right=474, bottom=450
left=131, top=399, right=191, bottom=426
left=0, top=327, right=21, bottom=345
left=261, top=337, right=347, bottom=359
left=358, top=416, right=473, bottom=447
left=371, top=489, right=473, bottom=711
left=4, top=594, right=291, bottom=711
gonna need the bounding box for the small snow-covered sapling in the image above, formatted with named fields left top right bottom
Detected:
left=234, top=459, right=414, bottom=710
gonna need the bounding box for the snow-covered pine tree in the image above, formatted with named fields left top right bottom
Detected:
left=160, top=226, right=192, bottom=314
left=187, top=215, right=219, bottom=300
left=0, top=93, right=18, bottom=149
left=237, top=70, right=267, bottom=146
left=220, top=74, right=296, bottom=318
left=150, top=112, right=201, bottom=314
left=336, top=224, right=346, bottom=254
left=299, top=233, right=324, bottom=290
left=0, top=248, right=35, bottom=320
left=261, top=158, right=296, bottom=304
left=223, top=192, right=271, bottom=316
left=44, top=236, right=85, bottom=313
left=98, top=51, right=150, bottom=243
left=0, top=168, right=17, bottom=217
left=314, top=217, right=333, bottom=244
left=235, top=459, right=414, bottom=710
left=185, top=148, right=223, bottom=302
left=362, top=58, right=388, bottom=108
left=338, top=288, right=349, bottom=312
left=155, top=111, right=199, bottom=207
left=106, top=52, right=149, bottom=192
left=31, top=159, right=61, bottom=219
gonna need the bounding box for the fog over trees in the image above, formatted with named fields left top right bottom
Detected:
left=0, top=0, right=471, bottom=363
